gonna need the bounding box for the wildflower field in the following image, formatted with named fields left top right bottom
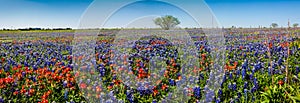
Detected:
left=0, top=29, right=299, bottom=103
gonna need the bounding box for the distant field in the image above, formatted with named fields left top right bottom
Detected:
left=0, top=39, right=12, bottom=43
left=0, top=30, right=75, bottom=34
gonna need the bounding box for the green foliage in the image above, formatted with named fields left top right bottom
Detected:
left=154, top=15, right=180, bottom=30
left=271, top=23, right=278, bottom=28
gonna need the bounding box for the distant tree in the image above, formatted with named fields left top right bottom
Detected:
left=271, top=23, right=278, bottom=28
left=293, top=23, right=299, bottom=28
left=154, top=15, right=180, bottom=30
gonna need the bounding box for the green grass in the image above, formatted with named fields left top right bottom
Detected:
left=0, top=39, right=13, bottom=43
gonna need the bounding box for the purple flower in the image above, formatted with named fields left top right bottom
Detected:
left=237, top=92, right=242, bottom=98
left=218, top=89, right=222, bottom=96
left=278, top=58, right=283, bottom=65
left=222, top=75, right=227, bottom=83
left=0, top=96, right=3, bottom=103
left=199, top=73, right=204, bottom=80
left=251, top=86, right=257, bottom=93
left=228, top=83, right=232, bottom=90
left=244, top=82, right=248, bottom=89
left=252, top=67, right=256, bottom=74
left=193, top=87, right=201, bottom=98
left=253, top=78, right=258, bottom=87
left=229, top=72, right=233, bottom=80
left=268, top=67, right=273, bottom=76
left=64, top=90, right=68, bottom=100
left=232, top=83, right=237, bottom=91
left=126, top=92, right=134, bottom=103
left=216, top=98, right=221, bottom=103
left=244, top=89, right=248, bottom=97
left=252, top=96, right=256, bottom=101
left=99, top=67, right=106, bottom=77
left=242, top=69, right=246, bottom=79
left=236, top=69, right=240, bottom=76
left=230, top=98, right=235, bottom=103
left=105, top=99, right=113, bottom=103
left=169, top=79, right=175, bottom=86
left=22, top=71, right=26, bottom=77
left=205, top=90, right=214, bottom=102
left=63, top=80, right=68, bottom=88
left=249, top=74, right=253, bottom=80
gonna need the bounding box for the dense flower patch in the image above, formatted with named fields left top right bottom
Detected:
left=0, top=38, right=85, bottom=102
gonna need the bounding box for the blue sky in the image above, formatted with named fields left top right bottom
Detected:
left=0, top=0, right=299, bottom=29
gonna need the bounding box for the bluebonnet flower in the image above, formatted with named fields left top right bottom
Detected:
left=249, top=74, right=253, bottom=80
left=160, top=69, right=165, bottom=76
left=274, top=69, right=280, bottom=74
left=242, top=60, right=248, bottom=69
left=218, top=89, right=222, bottom=96
left=247, top=67, right=251, bottom=72
left=215, top=97, right=221, bottom=103
left=222, top=75, right=226, bottom=83
left=251, top=86, right=257, bottom=93
left=24, top=61, right=29, bottom=67
left=199, top=73, right=204, bottom=80
left=63, top=80, right=68, bottom=88
left=252, top=67, right=256, bottom=74
left=205, top=90, right=215, bottom=102
left=278, top=58, right=283, bottom=65
left=244, top=82, right=248, bottom=89
left=105, top=99, right=113, bottom=103
left=176, top=81, right=181, bottom=87
left=242, top=69, right=246, bottom=79
left=244, top=89, right=248, bottom=97
left=4, top=65, right=10, bottom=72
left=268, top=67, right=273, bottom=76
left=236, top=69, right=240, bottom=77
left=99, top=67, right=106, bottom=77
left=117, top=100, right=124, bottom=103
left=86, top=79, right=91, bottom=84
left=189, top=76, right=195, bottom=84
left=22, top=71, right=26, bottom=77
left=229, top=72, right=233, bottom=80
left=137, top=86, right=146, bottom=96
left=31, top=75, right=36, bottom=82
left=33, top=65, right=38, bottom=71
left=230, top=98, right=235, bottom=103
left=161, top=99, right=167, bottom=103
left=252, top=96, right=256, bottom=102
left=228, top=83, right=232, bottom=90
left=64, top=89, right=68, bottom=100
left=145, top=89, right=153, bottom=95
left=237, top=92, right=242, bottom=98
left=232, top=82, right=237, bottom=91
left=126, top=92, right=134, bottom=103
left=169, top=79, right=175, bottom=86
left=193, top=87, right=201, bottom=98
left=168, top=93, right=172, bottom=99
left=254, top=50, right=258, bottom=56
